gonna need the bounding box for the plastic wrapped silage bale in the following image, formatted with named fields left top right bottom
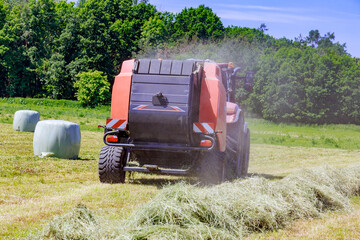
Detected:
left=33, top=120, right=81, bottom=159
left=13, top=110, right=39, bottom=132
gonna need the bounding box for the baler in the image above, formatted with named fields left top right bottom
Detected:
left=98, top=59, right=252, bottom=184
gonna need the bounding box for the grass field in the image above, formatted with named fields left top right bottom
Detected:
left=0, top=98, right=359, bottom=239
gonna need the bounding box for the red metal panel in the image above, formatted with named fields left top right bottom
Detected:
left=110, top=59, right=135, bottom=121
left=199, top=62, right=227, bottom=152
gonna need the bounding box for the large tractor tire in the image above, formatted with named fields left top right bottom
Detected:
left=225, top=114, right=245, bottom=179
left=99, top=146, right=126, bottom=183
left=241, top=124, right=250, bottom=177
left=198, top=150, right=226, bottom=185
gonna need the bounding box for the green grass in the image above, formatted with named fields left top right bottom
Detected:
left=248, top=118, right=360, bottom=150
left=0, top=123, right=180, bottom=239
left=2, top=97, right=360, bottom=149
left=30, top=165, right=360, bottom=240
left=0, top=97, right=110, bottom=131
left=0, top=97, right=359, bottom=239
left=246, top=196, right=360, bottom=240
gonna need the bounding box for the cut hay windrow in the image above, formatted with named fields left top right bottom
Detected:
left=31, top=164, right=360, bottom=240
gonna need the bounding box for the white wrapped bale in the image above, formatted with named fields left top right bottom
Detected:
left=33, top=120, right=81, bottom=159
left=13, top=110, right=39, bottom=132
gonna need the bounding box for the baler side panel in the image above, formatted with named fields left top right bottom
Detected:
left=199, top=62, right=227, bottom=152
left=111, top=59, right=135, bottom=121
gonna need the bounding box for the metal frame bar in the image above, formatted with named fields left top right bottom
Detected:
left=103, top=130, right=216, bottom=151
left=123, top=166, right=189, bottom=175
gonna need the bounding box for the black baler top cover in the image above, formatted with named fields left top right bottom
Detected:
left=129, top=59, right=200, bottom=145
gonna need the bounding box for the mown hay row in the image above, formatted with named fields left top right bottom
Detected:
left=32, top=164, right=360, bottom=240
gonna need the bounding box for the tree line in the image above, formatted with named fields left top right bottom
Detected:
left=0, top=0, right=359, bottom=124
left=0, top=0, right=229, bottom=99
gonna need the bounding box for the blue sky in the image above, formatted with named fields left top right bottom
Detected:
left=149, top=0, right=360, bottom=58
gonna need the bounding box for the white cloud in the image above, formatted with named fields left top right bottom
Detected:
left=215, top=4, right=306, bottom=13
left=217, top=10, right=321, bottom=23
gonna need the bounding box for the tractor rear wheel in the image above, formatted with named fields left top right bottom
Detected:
left=241, top=125, right=250, bottom=177
left=199, top=150, right=226, bottom=185
left=98, top=146, right=126, bottom=183
left=233, top=121, right=244, bottom=178
left=226, top=115, right=245, bottom=180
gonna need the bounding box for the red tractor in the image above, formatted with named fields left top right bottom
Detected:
left=99, top=59, right=252, bottom=184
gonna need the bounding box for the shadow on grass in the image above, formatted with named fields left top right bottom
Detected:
left=247, top=172, right=284, bottom=180
left=74, top=157, right=95, bottom=161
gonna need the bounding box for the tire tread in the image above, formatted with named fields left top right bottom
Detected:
left=98, top=146, right=125, bottom=183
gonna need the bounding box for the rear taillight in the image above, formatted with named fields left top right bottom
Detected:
left=200, top=140, right=212, bottom=147
left=106, top=135, right=118, bottom=143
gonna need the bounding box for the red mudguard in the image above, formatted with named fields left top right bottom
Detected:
left=110, top=59, right=134, bottom=121
left=199, top=62, right=227, bottom=152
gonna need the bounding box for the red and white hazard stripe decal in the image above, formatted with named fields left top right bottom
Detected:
left=106, top=118, right=127, bottom=129
left=193, top=123, right=215, bottom=134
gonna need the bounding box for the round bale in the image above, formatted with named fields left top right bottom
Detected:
left=13, top=110, right=39, bottom=132
left=33, top=120, right=81, bottom=159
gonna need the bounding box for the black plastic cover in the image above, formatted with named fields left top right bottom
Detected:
left=130, top=59, right=197, bottom=144
left=134, top=59, right=195, bottom=76
left=149, top=59, right=161, bottom=74
left=160, top=60, right=172, bottom=75
left=171, top=60, right=182, bottom=75
left=138, top=59, right=150, bottom=74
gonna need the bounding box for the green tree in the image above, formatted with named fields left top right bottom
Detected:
left=258, top=23, right=268, bottom=32
left=307, top=29, right=320, bottom=48
left=338, top=56, right=360, bottom=123
left=44, top=1, right=82, bottom=99
left=317, top=32, right=347, bottom=56
left=20, top=0, right=59, bottom=96
left=173, top=5, right=224, bottom=41
left=4, top=0, right=27, bottom=9
left=74, top=70, right=110, bottom=107
left=248, top=43, right=360, bottom=124
left=0, top=4, right=32, bottom=97
left=78, top=0, right=155, bottom=84
left=0, top=0, right=7, bottom=96
left=306, top=30, right=346, bottom=55
left=224, top=26, right=273, bottom=44
left=0, top=0, right=7, bottom=29
left=139, top=12, right=174, bottom=50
